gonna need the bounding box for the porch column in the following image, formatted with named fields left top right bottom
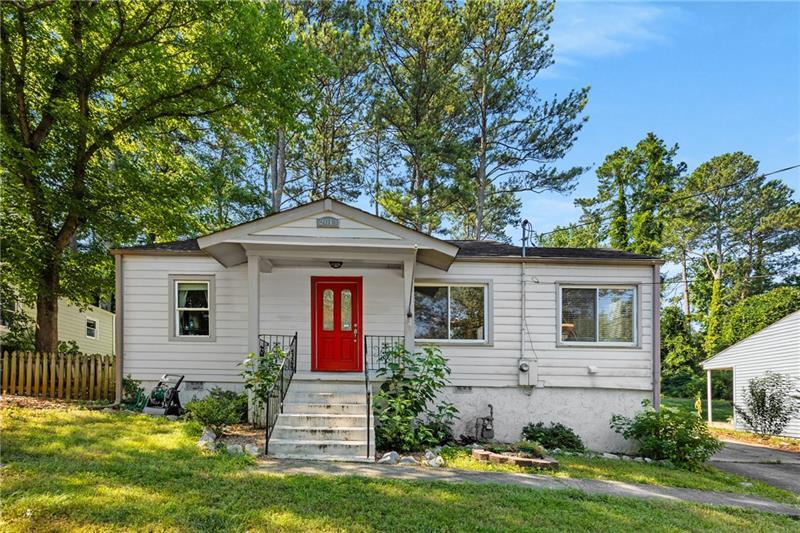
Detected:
left=247, top=255, right=261, bottom=355
left=706, top=369, right=713, bottom=424
left=402, top=257, right=415, bottom=353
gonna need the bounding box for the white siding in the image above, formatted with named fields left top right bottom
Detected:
left=415, top=261, right=656, bottom=391
left=251, top=210, right=402, bottom=240
left=703, top=312, right=800, bottom=438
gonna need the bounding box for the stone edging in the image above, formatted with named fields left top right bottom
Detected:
left=471, top=448, right=559, bottom=470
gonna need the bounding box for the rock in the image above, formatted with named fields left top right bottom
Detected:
left=644, top=457, right=653, bottom=463
left=398, top=456, right=418, bottom=465
left=102, top=407, right=115, bottom=413
left=226, top=444, right=244, bottom=455
left=431, top=446, right=442, bottom=455
left=739, top=481, right=753, bottom=487
left=245, top=444, right=260, bottom=456
left=166, top=415, right=178, bottom=421
left=197, top=428, right=217, bottom=450
left=472, top=449, right=491, bottom=461
left=621, top=455, right=632, bottom=461
left=378, top=451, right=400, bottom=465
left=552, top=448, right=562, bottom=455
left=428, top=456, right=445, bottom=468
left=424, top=449, right=436, bottom=461
left=601, top=453, right=619, bottom=460
left=466, top=443, right=482, bottom=449
left=633, top=457, right=645, bottom=462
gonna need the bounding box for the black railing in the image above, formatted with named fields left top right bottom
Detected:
left=364, top=335, right=406, bottom=372
left=363, top=341, right=372, bottom=461
left=259, top=332, right=298, bottom=455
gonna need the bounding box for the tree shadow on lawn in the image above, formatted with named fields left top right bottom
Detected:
left=2, top=408, right=797, bottom=532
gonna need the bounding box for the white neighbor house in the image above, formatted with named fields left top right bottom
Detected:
left=112, top=199, right=663, bottom=459
left=702, top=311, right=800, bottom=438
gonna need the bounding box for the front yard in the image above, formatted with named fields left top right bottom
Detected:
left=2, top=407, right=799, bottom=532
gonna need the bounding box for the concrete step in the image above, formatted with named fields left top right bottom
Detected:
left=288, top=381, right=367, bottom=394
left=271, top=425, right=368, bottom=442
left=278, top=413, right=368, bottom=428
left=269, top=439, right=373, bottom=459
left=284, top=391, right=366, bottom=405
left=283, top=402, right=366, bottom=415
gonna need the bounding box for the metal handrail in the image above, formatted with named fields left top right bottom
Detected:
left=363, top=339, right=371, bottom=461
left=364, top=335, right=405, bottom=372
left=261, top=332, right=298, bottom=455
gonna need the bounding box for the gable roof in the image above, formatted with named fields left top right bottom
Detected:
left=448, top=240, right=659, bottom=261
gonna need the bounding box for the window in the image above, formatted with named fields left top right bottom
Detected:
left=559, top=286, right=636, bottom=345
left=86, top=318, right=98, bottom=339
left=414, top=284, right=487, bottom=342
left=169, top=275, right=215, bottom=341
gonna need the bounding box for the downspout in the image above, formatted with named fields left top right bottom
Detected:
left=652, top=263, right=661, bottom=408
left=407, top=245, right=418, bottom=320
left=114, top=254, right=124, bottom=404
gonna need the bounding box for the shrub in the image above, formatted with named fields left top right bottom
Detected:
left=374, top=344, right=459, bottom=451
left=122, top=374, right=144, bottom=405
left=240, top=346, right=283, bottom=421
left=208, top=387, right=248, bottom=423
left=720, top=287, right=800, bottom=351
left=521, top=422, right=585, bottom=452
left=185, top=393, right=242, bottom=438
left=734, top=372, right=800, bottom=436
left=610, top=400, right=723, bottom=468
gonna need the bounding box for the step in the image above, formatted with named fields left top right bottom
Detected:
left=293, top=372, right=366, bottom=382
left=284, top=391, right=366, bottom=405
left=288, top=381, right=367, bottom=394
left=271, top=425, right=368, bottom=442
left=283, top=402, right=367, bottom=415
left=277, top=413, right=369, bottom=428
left=269, top=438, right=373, bottom=460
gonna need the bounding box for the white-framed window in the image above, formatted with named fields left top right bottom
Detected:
left=558, top=285, right=637, bottom=346
left=414, top=283, right=488, bottom=343
left=86, top=318, right=98, bottom=339
left=168, top=275, right=216, bottom=342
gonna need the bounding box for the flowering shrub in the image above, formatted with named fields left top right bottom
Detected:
left=734, top=372, right=800, bottom=436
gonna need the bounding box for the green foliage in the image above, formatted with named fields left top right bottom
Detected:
left=521, top=422, right=585, bottom=452
left=720, top=287, right=800, bottom=351
left=240, top=347, right=284, bottom=418
left=374, top=344, right=459, bottom=451
left=185, top=393, right=243, bottom=438
left=611, top=400, right=723, bottom=469
left=122, top=374, right=144, bottom=406
left=208, top=387, right=249, bottom=424
left=734, top=372, right=800, bottom=437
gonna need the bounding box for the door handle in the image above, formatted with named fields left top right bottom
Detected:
left=353, top=324, right=358, bottom=340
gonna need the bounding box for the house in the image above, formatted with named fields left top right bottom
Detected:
left=111, top=198, right=662, bottom=459
left=1, top=298, right=115, bottom=356
left=702, top=311, right=800, bottom=438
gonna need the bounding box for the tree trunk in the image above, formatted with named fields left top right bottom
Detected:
left=475, top=83, right=488, bottom=241
left=681, top=248, right=690, bottom=316
left=35, top=263, right=60, bottom=353
left=271, top=127, right=286, bottom=212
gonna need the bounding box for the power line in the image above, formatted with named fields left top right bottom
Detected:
left=535, top=163, right=800, bottom=239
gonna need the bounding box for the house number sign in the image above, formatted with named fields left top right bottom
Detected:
left=316, top=216, right=340, bottom=229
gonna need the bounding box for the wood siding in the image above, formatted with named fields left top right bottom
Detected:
left=251, top=210, right=402, bottom=240
left=121, top=254, right=655, bottom=392
left=704, top=311, right=800, bottom=438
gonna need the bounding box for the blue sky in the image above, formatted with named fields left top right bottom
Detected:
left=508, top=0, right=800, bottom=242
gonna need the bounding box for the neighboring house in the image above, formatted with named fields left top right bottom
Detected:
left=702, top=311, right=800, bottom=438
left=0, top=298, right=115, bottom=356
left=112, top=199, right=662, bottom=458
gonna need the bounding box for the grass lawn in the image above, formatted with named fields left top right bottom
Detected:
left=439, top=447, right=800, bottom=505
left=709, top=427, right=800, bottom=453
left=3, top=408, right=799, bottom=532
left=662, top=396, right=733, bottom=423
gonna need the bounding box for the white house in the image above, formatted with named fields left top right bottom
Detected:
left=702, top=311, right=800, bottom=438
left=112, top=199, right=662, bottom=459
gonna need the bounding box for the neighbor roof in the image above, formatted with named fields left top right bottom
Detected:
left=117, top=236, right=659, bottom=262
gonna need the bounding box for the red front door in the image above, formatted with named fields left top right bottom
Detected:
left=311, top=277, right=362, bottom=372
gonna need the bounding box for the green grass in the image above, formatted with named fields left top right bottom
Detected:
left=662, top=396, right=733, bottom=423
left=3, top=407, right=798, bottom=532
left=439, top=447, right=799, bottom=505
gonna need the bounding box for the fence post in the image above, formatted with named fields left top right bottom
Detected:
left=50, top=353, right=56, bottom=398
left=33, top=352, right=41, bottom=397
left=10, top=352, right=17, bottom=395
left=65, top=353, right=72, bottom=400
left=2, top=352, right=8, bottom=394
left=89, top=355, right=95, bottom=400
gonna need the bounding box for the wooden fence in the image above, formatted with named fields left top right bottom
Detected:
left=1, top=351, right=115, bottom=401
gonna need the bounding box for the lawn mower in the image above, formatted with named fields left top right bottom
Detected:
left=142, top=374, right=185, bottom=416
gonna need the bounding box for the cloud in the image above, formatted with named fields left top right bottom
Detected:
left=549, top=1, right=678, bottom=62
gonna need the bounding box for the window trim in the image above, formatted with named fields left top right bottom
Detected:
left=168, top=274, right=216, bottom=342
left=556, top=283, right=640, bottom=348
left=413, top=279, right=493, bottom=346
left=85, top=317, right=98, bottom=339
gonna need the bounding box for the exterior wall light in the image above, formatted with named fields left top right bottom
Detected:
left=329, top=261, right=343, bottom=269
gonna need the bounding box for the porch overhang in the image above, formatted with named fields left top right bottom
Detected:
left=196, top=199, right=459, bottom=271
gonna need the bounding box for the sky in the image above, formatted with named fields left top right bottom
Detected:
left=361, top=1, right=800, bottom=244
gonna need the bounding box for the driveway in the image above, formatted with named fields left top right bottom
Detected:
left=710, top=441, right=800, bottom=494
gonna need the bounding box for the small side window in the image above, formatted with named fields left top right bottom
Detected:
left=86, top=318, right=98, bottom=339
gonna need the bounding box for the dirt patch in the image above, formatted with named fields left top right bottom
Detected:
left=0, top=394, right=91, bottom=410
left=710, top=428, right=800, bottom=454
left=220, top=423, right=264, bottom=453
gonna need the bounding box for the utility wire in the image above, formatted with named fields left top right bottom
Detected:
left=535, top=163, right=800, bottom=239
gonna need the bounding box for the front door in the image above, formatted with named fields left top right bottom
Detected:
left=311, top=277, right=362, bottom=371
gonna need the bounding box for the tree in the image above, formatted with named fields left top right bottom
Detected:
left=373, top=0, right=467, bottom=233
left=361, top=103, right=397, bottom=216
left=719, top=287, right=800, bottom=351
left=457, top=0, right=588, bottom=240
left=447, top=184, right=521, bottom=242
left=1, top=1, right=313, bottom=351
left=535, top=218, right=602, bottom=248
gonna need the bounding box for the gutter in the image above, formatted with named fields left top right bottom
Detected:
left=652, top=263, right=661, bottom=408
left=114, top=254, right=124, bottom=404
left=455, top=256, right=666, bottom=266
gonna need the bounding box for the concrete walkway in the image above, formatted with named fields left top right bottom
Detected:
left=710, top=441, right=800, bottom=494
left=256, top=458, right=800, bottom=517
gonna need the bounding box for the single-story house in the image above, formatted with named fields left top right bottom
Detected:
left=111, top=199, right=662, bottom=459
left=702, top=310, right=800, bottom=438
left=1, top=298, right=115, bottom=356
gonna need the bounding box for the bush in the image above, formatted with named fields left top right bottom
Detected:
left=610, top=400, right=723, bottom=468
left=734, top=372, right=800, bottom=436
left=720, top=287, right=800, bottom=351
left=374, top=344, right=459, bottom=452
left=185, top=393, right=243, bottom=438
left=122, top=374, right=144, bottom=405
left=208, top=387, right=248, bottom=423
left=521, top=422, right=585, bottom=452
left=240, top=347, right=283, bottom=420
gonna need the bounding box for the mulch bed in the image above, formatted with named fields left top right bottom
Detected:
left=0, top=394, right=87, bottom=410
left=220, top=423, right=265, bottom=453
